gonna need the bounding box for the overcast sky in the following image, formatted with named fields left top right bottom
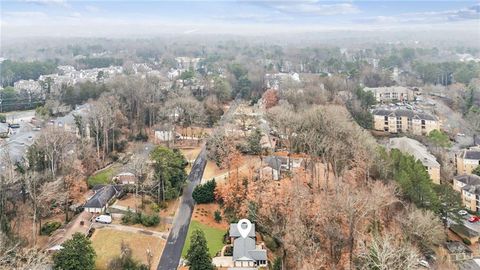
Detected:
left=1, top=0, right=479, bottom=38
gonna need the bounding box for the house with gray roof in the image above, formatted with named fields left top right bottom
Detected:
left=83, top=185, right=121, bottom=213
left=228, top=222, right=267, bottom=268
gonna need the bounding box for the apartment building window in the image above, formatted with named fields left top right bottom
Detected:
left=384, top=116, right=388, bottom=126
left=396, top=116, right=402, bottom=131
left=421, top=119, right=426, bottom=129
left=384, top=93, right=391, bottom=99
left=392, top=92, right=398, bottom=100
left=407, top=118, right=412, bottom=131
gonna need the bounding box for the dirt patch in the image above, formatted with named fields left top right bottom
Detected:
left=192, top=203, right=228, bottom=231
left=91, top=228, right=164, bottom=270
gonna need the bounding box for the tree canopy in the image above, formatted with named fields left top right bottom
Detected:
left=150, top=146, right=187, bottom=201
left=53, top=233, right=96, bottom=270
left=186, top=229, right=214, bottom=270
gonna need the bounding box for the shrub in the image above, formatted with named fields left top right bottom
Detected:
left=121, top=210, right=159, bottom=227
left=192, top=179, right=216, bottom=204
left=41, top=221, right=62, bottom=236
left=151, top=203, right=160, bottom=213
left=463, top=238, right=472, bottom=245
left=214, top=210, right=222, bottom=223
left=273, top=257, right=282, bottom=270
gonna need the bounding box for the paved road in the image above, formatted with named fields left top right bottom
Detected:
left=156, top=98, right=240, bottom=270
left=156, top=147, right=207, bottom=270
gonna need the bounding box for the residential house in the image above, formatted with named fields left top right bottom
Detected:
left=260, top=156, right=303, bottom=181
left=363, top=86, right=418, bottom=102
left=388, top=137, right=441, bottom=184
left=444, top=241, right=473, bottom=262
left=154, top=128, right=178, bottom=144
left=83, top=185, right=121, bottom=213
left=453, top=174, right=480, bottom=212
left=229, top=223, right=267, bottom=268
left=456, top=149, right=480, bottom=175
left=113, top=172, right=137, bottom=185
left=372, top=108, right=440, bottom=135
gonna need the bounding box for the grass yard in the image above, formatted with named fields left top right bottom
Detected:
left=91, top=228, right=164, bottom=270
left=181, top=220, right=225, bottom=258
left=87, top=167, right=115, bottom=187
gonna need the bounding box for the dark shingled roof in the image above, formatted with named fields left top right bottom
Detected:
left=455, top=174, right=480, bottom=186
left=84, top=185, right=120, bottom=209
left=372, top=108, right=437, bottom=121
left=464, top=149, right=480, bottom=160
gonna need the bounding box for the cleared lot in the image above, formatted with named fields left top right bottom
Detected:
left=91, top=228, right=165, bottom=270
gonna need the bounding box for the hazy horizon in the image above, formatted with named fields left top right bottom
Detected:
left=1, top=0, right=479, bottom=39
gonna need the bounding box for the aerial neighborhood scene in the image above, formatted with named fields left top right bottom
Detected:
left=1, top=0, right=480, bottom=270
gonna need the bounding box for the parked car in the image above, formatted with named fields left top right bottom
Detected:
left=95, top=215, right=112, bottom=224
left=418, top=259, right=430, bottom=268
left=8, top=123, right=20, bottom=128
left=468, top=216, right=480, bottom=223
left=459, top=210, right=468, bottom=216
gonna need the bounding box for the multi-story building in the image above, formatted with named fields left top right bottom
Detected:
left=372, top=108, right=440, bottom=135
left=364, top=86, right=418, bottom=102
left=453, top=174, right=480, bottom=212
left=388, top=137, right=441, bottom=184
left=456, top=148, right=480, bottom=175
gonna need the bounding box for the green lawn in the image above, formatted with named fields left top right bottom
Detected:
left=88, top=167, right=115, bottom=187
left=181, top=220, right=225, bottom=258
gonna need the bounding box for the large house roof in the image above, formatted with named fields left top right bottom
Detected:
left=388, top=137, right=440, bottom=168
left=229, top=223, right=256, bottom=238
left=372, top=108, right=437, bottom=121
left=84, top=185, right=120, bottom=209
left=232, top=237, right=267, bottom=262
left=455, top=175, right=480, bottom=186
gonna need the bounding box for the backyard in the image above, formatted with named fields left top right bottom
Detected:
left=87, top=166, right=117, bottom=187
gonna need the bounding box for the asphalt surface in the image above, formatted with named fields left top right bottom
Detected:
left=156, top=98, right=240, bottom=270
left=156, top=147, right=207, bottom=270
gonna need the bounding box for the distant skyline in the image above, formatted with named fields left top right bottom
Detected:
left=1, top=1, right=479, bottom=38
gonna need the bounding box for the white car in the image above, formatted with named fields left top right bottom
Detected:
left=95, top=215, right=112, bottom=224
left=418, top=259, right=430, bottom=268
left=458, top=210, right=468, bottom=216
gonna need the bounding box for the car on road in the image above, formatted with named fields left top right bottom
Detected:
left=95, top=215, right=112, bottom=224
left=459, top=210, right=468, bottom=216
left=468, top=216, right=480, bottom=223
left=32, top=126, right=41, bottom=131
left=8, top=123, right=20, bottom=129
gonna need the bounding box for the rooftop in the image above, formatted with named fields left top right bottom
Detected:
left=372, top=108, right=437, bottom=121
left=84, top=185, right=120, bottom=209
left=463, top=149, right=480, bottom=160
left=229, top=223, right=256, bottom=238
left=388, top=137, right=440, bottom=168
